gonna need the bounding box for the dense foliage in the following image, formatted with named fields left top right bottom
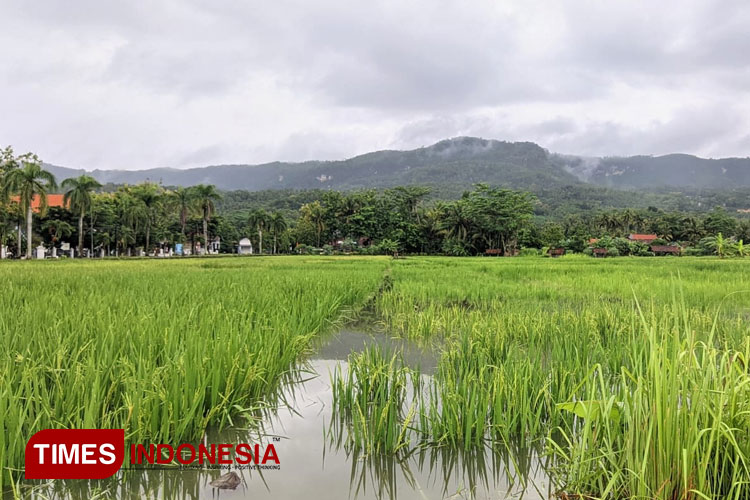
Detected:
left=2, top=146, right=749, bottom=258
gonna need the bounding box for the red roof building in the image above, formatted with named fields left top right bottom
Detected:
left=10, top=194, right=67, bottom=213
left=628, top=234, right=657, bottom=243
left=650, top=245, right=681, bottom=255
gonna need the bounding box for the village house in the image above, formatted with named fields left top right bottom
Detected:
left=650, top=245, right=681, bottom=256
left=628, top=233, right=658, bottom=244
left=11, top=194, right=68, bottom=212
left=593, top=248, right=608, bottom=258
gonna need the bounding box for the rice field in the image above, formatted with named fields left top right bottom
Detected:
left=0, top=257, right=387, bottom=493
left=2, top=255, right=750, bottom=499
left=369, top=257, right=750, bottom=499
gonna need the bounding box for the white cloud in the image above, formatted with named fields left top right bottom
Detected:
left=0, top=0, right=748, bottom=170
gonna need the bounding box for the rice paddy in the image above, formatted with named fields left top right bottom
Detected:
left=2, top=255, right=750, bottom=499
left=0, top=257, right=387, bottom=494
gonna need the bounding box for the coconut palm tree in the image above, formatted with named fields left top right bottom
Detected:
left=248, top=208, right=271, bottom=254
left=97, top=231, right=112, bottom=257
left=132, top=183, right=162, bottom=254
left=439, top=202, right=471, bottom=242
left=270, top=211, right=287, bottom=254
left=116, top=189, right=146, bottom=256
left=118, top=226, right=136, bottom=256
left=680, top=215, right=703, bottom=244
left=2, top=157, right=57, bottom=258
left=41, top=219, right=73, bottom=246
left=169, top=186, right=195, bottom=241
left=192, top=184, right=221, bottom=255
left=62, top=175, right=102, bottom=256
left=300, top=201, right=326, bottom=247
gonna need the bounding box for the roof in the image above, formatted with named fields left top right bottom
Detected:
left=650, top=245, right=680, bottom=253
left=10, top=194, right=67, bottom=213
left=238, top=238, right=252, bottom=246
left=628, top=234, right=657, bottom=241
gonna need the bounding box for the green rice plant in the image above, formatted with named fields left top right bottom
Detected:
left=370, top=256, right=750, bottom=498
left=5, top=254, right=750, bottom=498
left=549, top=293, right=750, bottom=499
left=0, top=256, right=387, bottom=489
left=330, top=346, right=420, bottom=454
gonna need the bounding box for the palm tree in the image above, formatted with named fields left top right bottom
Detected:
left=439, top=202, right=471, bottom=242
left=680, top=216, right=704, bottom=244
left=2, top=158, right=57, bottom=258
left=300, top=201, right=326, bottom=247
left=98, top=231, right=112, bottom=257
left=270, top=211, right=287, bottom=254
left=192, top=184, right=221, bottom=255
left=118, top=226, right=136, bottom=256
left=42, top=219, right=73, bottom=246
left=631, top=212, right=646, bottom=233
left=248, top=209, right=271, bottom=254
left=169, top=186, right=195, bottom=241
left=116, top=189, right=146, bottom=256
left=62, top=175, right=102, bottom=256
left=132, top=183, right=162, bottom=254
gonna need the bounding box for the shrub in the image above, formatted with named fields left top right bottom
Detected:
left=612, top=238, right=631, bottom=256
left=441, top=238, right=469, bottom=256
left=563, top=238, right=586, bottom=253
left=629, top=241, right=650, bottom=256
left=684, top=246, right=706, bottom=257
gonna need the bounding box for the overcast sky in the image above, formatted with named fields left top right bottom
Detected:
left=1, top=0, right=749, bottom=170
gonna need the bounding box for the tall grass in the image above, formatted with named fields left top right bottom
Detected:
left=346, top=256, right=750, bottom=499
left=549, top=294, right=750, bottom=499
left=0, top=256, right=387, bottom=489
left=330, top=346, right=420, bottom=454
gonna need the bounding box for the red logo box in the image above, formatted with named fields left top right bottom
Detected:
left=25, top=429, right=125, bottom=479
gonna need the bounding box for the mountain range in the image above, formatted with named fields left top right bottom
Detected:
left=43, top=137, right=750, bottom=192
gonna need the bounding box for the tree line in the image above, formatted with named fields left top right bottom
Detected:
left=1, top=146, right=748, bottom=258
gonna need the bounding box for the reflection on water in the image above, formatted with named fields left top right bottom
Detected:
left=315, top=329, right=440, bottom=375
left=9, top=331, right=550, bottom=500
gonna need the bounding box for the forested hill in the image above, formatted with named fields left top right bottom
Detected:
left=560, top=154, right=750, bottom=189
left=45, top=138, right=579, bottom=191
left=44, top=137, right=750, bottom=192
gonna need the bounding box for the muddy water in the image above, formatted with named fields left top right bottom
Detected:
left=15, top=331, right=550, bottom=499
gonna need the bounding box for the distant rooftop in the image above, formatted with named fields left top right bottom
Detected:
left=10, top=194, right=67, bottom=213
left=628, top=233, right=657, bottom=241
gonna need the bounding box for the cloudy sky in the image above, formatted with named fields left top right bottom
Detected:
left=1, top=0, right=749, bottom=170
